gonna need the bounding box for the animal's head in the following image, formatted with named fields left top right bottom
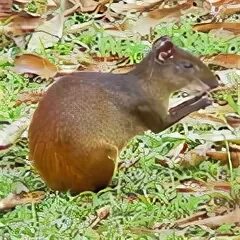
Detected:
left=146, top=36, right=218, bottom=94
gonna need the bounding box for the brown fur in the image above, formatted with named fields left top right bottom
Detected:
left=28, top=37, right=218, bottom=192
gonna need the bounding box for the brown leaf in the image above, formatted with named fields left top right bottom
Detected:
left=66, top=0, right=104, bottom=14
left=226, top=114, right=240, bottom=128
left=193, top=23, right=240, bottom=34
left=177, top=179, right=231, bottom=193
left=208, top=0, right=239, bottom=7
left=13, top=54, right=58, bottom=79
left=0, top=0, right=12, bottom=13
left=129, top=0, right=195, bottom=35
left=176, top=179, right=208, bottom=193
left=179, top=206, right=240, bottom=228
left=148, top=0, right=193, bottom=19
left=178, top=143, right=213, bottom=167
left=15, top=90, right=45, bottom=106
left=0, top=12, right=12, bottom=17
left=216, top=4, right=240, bottom=18
left=2, top=14, right=43, bottom=37
left=207, top=54, right=240, bottom=69
left=0, top=191, right=45, bottom=211
left=207, top=181, right=231, bottom=191
left=80, top=0, right=99, bottom=12
left=206, top=144, right=240, bottom=167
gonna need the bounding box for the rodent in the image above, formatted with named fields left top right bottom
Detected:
left=28, top=36, right=218, bottom=193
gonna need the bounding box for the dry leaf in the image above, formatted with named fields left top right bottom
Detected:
left=178, top=142, right=213, bottom=167
left=148, top=0, right=193, bottom=19
left=27, top=1, right=65, bottom=51
left=206, top=144, right=240, bottom=167
left=118, top=158, right=140, bottom=169
left=185, top=111, right=226, bottom=126
left=2, top=14, right=43, bottom=37
left=173, top=206, right=229, bottom=228
left=0, top=0, right=12, bottom=13
left=206, top=54, right=240, bottom=69
left=0, top=191, right=45, bottom=211
left=177, top=179, right=231, bottom=193
left=13, top=54, right=58, bottom=79
left=193, top=23, right=240, bottom=34
left=208, top=0, right=238, bottom=7
left=130, top=0, right=194, bottom=35
left=216, top=4, right=240, bottom=18
left=66, top=0, right=105, bottom=15
left=207, top=181, right=231, bottom=191
left=226, top=114, right=240, bottom=128
left=179, top=206, right=240, bottom=228
left=79, top=0, right=99, bottom=12
left=15, top=90, right=45, bottom=106
left=176, top=179, right=208, bottom=193
left=0, top=116, right=30, bottom=153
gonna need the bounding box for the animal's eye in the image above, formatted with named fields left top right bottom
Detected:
left=183, top=62, right=194, bottom=68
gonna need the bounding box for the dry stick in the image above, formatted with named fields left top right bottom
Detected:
left=225, top=138, right=234, bottom=181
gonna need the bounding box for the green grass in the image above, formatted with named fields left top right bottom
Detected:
left=1, top=128, right=240, bottom=239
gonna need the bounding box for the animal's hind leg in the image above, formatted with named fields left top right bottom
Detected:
left=89, top=143, right=118, bottom=191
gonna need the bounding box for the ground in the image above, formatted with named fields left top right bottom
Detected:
left=0, top=1, right=240, bottom=239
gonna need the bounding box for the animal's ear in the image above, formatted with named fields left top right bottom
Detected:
left=153, top=36, right=175, bottom=63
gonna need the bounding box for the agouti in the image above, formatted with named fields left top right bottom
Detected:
left=28, top=36, right=218, bottom=193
